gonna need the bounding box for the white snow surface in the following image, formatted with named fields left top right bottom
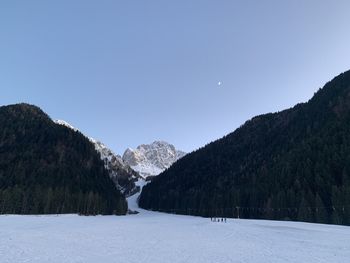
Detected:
left=1, top=190, right=350, bottom=263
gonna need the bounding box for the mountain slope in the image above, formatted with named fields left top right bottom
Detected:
left=55, top=120, right=139, bottom=196
left=140, top=70, right=350, bottom=225
left=88, top=138, right=139, bottom=196
left=122, top=141, right=186, bottom=178
left=0, top=104, right=127, bottom=215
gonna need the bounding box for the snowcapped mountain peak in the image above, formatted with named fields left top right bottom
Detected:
left=122, top=141, right=186, bottom=178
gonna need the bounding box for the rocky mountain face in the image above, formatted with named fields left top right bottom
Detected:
left=122, top=141, right=186, bottom=179
left=88, top=138, right=140, bottom=196
left=54, top=120, right=139, bottom=196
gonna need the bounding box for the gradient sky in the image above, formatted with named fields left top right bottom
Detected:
left=1, top=1, right=350, bottom=154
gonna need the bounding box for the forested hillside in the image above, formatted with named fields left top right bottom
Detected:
left=140, top=70, right=350, bottom=225
left=0, top=103, right=127, bottom=215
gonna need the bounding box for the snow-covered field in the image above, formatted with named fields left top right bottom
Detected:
left=1, top=191, right=350, bottom=263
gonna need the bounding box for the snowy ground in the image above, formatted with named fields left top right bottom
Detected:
left=1, top=186, right=350, bottom=263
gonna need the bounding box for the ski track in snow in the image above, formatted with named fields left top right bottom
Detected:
left=1, top=188, right=349, bottom=263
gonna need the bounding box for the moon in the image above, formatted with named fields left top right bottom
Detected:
left=217, top=81, right=222, bottom=86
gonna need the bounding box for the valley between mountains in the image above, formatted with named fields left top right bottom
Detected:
left=2, top=71, right=350, bottom=263
left=55, top=119, right=186, bottom=196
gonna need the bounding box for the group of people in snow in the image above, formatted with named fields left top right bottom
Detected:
left=210, top=217, right=226, bottom=223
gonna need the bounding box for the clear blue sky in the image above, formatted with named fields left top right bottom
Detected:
left=1, top=1, right=350, bottom=154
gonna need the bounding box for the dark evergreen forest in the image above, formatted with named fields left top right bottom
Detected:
left=0, top=103, right=127, bottom=215
left=140, top=70, right=350, bottom=225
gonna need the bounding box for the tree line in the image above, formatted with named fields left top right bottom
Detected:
left=0, top=103, right=127, bottom=215
left=140, top=70, right=350, bottom=225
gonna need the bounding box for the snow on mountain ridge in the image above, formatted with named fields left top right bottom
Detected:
left=54, top=119, right=138, bottom=195
left=55, top=119, right=78, bottom=132
left=88, top=137, right=123, bottom=165
left=122, top=141, right=186, bottom=178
